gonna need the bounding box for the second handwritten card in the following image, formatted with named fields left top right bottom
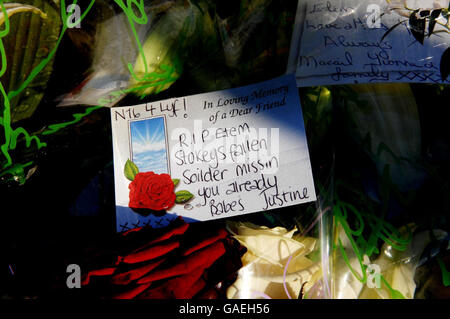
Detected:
left=288, top=0, right=450, bottom=86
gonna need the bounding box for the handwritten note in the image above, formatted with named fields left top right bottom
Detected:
left=110, top=75, right=316, bottom=232
left=287, top=0, right=450, bottom=86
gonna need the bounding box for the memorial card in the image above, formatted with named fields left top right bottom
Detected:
left=111, top=75, right=316, bottom=232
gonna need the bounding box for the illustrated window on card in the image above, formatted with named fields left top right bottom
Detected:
left=129, top=116, right=170, bottom=175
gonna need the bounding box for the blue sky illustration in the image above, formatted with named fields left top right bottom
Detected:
left=130, top=117, right=168, bottom=174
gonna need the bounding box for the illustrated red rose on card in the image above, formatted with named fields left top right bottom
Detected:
left=124, top=159, right=193, bottom=213
left=129, top=172, right=175, bottom=210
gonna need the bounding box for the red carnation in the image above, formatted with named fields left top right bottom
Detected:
left=128, top=172, right=176, bottom=211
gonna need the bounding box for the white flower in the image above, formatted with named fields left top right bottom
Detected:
left=226, top=221, right=320, bottom=299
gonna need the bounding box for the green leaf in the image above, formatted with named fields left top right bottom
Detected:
left=124, top=159, right=139, bottom=181
left=437, top=256, right=450, bottom=287
left=172, top=179, right=180, bottom=187
left=409, top=10, right=425, bottom=45
left=175, top=190, right=194, bottom=204
left=389, top=288, right=406, bottom=299
left=428, top=9, right=442, bottom=37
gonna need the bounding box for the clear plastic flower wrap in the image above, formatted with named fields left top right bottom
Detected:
left=285, top=0, right=450, bottom=297
left=57, top=0, right=296, bottom=107
left=311, top=82, right=450, bottom=299
left=0, top=0, right=296, bottom=184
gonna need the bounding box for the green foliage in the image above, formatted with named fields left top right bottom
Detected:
left=175, top=190, right=194, bottom=204
left=124, top=159, right=139, bottom=181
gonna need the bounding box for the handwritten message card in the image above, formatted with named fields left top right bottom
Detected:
left=288, top=0, right=450, bottom=86
left=110, top=75, right=316, bottom=232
